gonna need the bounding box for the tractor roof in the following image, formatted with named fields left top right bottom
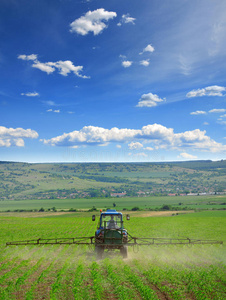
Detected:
left=101, top=209, right=122, bottom=215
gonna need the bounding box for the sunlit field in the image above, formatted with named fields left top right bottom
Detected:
left=1, top=195, right=226, bottom=212
left=0, top=210, right=225, bottom=299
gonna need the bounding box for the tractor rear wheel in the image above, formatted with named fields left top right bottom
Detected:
left=120, top=246, right=128, bottom=258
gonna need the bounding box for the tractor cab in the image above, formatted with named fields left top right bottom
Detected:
left=100, top=210, right=122, bottom=229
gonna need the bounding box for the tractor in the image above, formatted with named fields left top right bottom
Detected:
left=93, top=209, right=130, bottom=258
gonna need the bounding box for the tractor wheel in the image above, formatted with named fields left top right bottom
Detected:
left=120, top=246, right=128, bottom=258
left=95, top=246, right=104, bottom=259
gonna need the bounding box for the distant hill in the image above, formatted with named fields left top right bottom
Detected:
left=0, top=160, right=226, bottom=200
left=169, top=160, right=226, bottom=172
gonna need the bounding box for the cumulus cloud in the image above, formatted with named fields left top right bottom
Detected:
left=18, top=54, right=38, bottom=61
left=190, top=111, right=207, bottom=115
left=32, top=61, right=55, bottom=74
left=122, top=60, right=133, bottom=68
left=140, top=59, right=150, bottom=66
left=144, top=147, right=154, bottom=151
left=209, top=108, right=226, bottom=113
left=21, top=92, right=39, bottom=97
left=0, top=126, right=38, bottom=147
left=47, top=109, right=60, bottom=113
left=139, top=44, right=155, bottom=55
left=117, top=14, right=136, bottom=26
left=128, top=142, right=143, bottom=150
left=186, top=85, right=226, bottom=98
left=18, top=54, right=89, bottom=78
left=178, top=152, right=197, bottom=159
left=41, top=123, right=226, bottom=153
left=136, top=93, right=165, bottom=107
left=70, top=8, right=117, bottom=36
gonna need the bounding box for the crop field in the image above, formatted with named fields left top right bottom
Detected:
left=0, top=210, right=225, bottom=299
left=0, top=195, right=226, bottom=212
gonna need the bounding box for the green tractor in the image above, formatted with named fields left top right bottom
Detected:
left=92, top=209, right=130, bottom=259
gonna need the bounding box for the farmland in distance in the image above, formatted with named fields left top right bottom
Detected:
left=1, top=160, right=226, bottom=202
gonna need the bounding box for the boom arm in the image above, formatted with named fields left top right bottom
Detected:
left=6, top=235, right=223, bottom=246
left=6, top=236, right=95, bottom=246
left=127, top=236, right=223, bottom=246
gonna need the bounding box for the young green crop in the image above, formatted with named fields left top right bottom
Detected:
left=0, top=211, right=225, bottom=299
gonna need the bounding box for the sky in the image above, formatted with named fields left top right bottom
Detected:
left=0, top=0, right=226, bottom=163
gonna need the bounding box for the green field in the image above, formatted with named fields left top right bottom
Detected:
left=0, top=210, right=225, bottom=299
left=1, top=195, right=226, bottom=212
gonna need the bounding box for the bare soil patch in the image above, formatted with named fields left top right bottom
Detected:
left=129, top=210, right=194, bottom=217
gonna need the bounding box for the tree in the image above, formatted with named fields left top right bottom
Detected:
left=161, top=205, right=171, bottom=210
left=131, top=207, right=139, bottom=211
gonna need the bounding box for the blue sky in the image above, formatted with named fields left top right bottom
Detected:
left=0, top=0, right=226, bottom=163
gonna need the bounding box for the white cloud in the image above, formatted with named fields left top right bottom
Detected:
left=136, top=93, right=165, bottom=107
left=209, top=108, right=226, bottom=113
left=32, top=61, right=55, bottom=74
left=139, top=44, right=155, bottom=55
left=42, top=123, right=226, bottom=153
left=0, top=126, right=38, bottom=147
left=18, top=54, right=89, bottom=78
left=21, top=92, right=39, bottom=97
left=128, top=142, right=143, bottom=150
left=116, top=145, right=121, bottom=149
left=186, top=86, right=226, bottom=98
left=43, top=101, right=56, bottom=106
left=140, top=59, right=150, bottom=67
left=47, top=109, right=60, bottom=113
left=70, top=8, right=117, bottom=36
left=178, top=152, right=197, bottom=159
left=117, top=14, right=136, bottom=26
left=47, top=61, right=87, bottom=78
left=144, top=147, right=154, bottom=151
left=122, top=60, right=133, bottom=68
left=190, top=111, right=207, bottom=115
left=18, top=54, right=37, bottom=61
